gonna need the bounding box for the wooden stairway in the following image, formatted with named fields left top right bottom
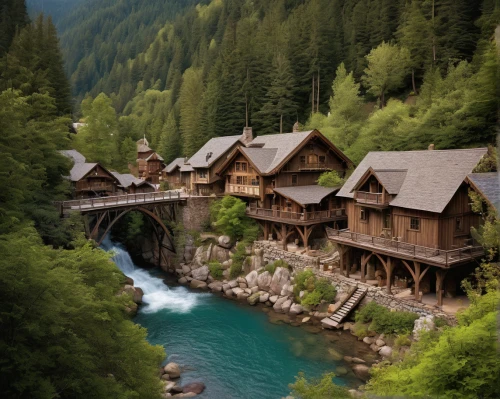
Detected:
left=321, top=287, right=367, bottom=329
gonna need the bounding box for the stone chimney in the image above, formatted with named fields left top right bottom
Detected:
left=428, top=143, right=435, bottom=150
left=293, top=121, right=300, bottom=133
left=241, top=126, right=253, bottom=145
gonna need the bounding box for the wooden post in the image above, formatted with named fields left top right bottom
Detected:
left=339, top=244, right=344, bottom=275
left=345, top=247, right=350, bottom=278
left=436, top=269, right=448, bottom=307
left=281, top=224, right=287, bottom=250
left=386, top=257, right=393, bottom=295
left=361, top=252, right=366, bottom=283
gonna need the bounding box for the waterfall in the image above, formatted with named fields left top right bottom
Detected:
left=101, top=237, right=205, bottom=314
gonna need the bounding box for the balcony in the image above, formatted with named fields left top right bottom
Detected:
left=354, top=191, right=388, bottom=207
left=247, top=207, right=346, bottom=225
left=299, top=162, right=333, bottom=171
left=226, top=184, right=260, bottom=197
left=76, top=182, right=115, bottom=192
left=326, top=227, right=484, bottom=267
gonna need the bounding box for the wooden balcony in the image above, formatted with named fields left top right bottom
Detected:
left=226, top=183, right=260, bottom=197
left=299, top=162, right=333, bottom=171
left=75, top=182, right=115, bottom=192
left=247, top=207, right=347, bottom=225
left=326, top=227, right=484, bottom=267
left=354, top=191, right=388, bottom=207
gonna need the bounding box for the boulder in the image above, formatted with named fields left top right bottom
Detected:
left=228, top=280, right=238, bottom=289
left=250, top=286, right=259, bottom=294
left=343, top=356, right=353, bottom=363
left=280, top=282, right=294, bottom=297
left=222, top=283, right=231, bottom=291
left=182, top=382, right=206, bottom=395
left=245, top=270, right=259, bottom=288
left=281, top=299, right=292, bottom=313
left=163, top=363, right=181, bottom=379
left=218, top=235, right=232, bottom=249
left=370, top=343, right=381, bottom=352
left=302, top=316, right=311, bottom=323
left=379, top=345, right=393, bottom=358
left=335, top=366, right=348, bottom=376
left=125, top=276, right=134, bottom=285
left=351, top=357, right=366, bottom=364
left=269, top=295, right=279, bottom=304
left=221, top=260, right=232, bottom=270
left=328, top=302, right=341, bottom=313
left=164, top=381, right=176, bottom=392
left=170, top=385, right=183, bottom=394
left=208, top=282, right=223, bottom=292
left=270, top=267, right=291, bottom=294
left=211, top=244, right=231, bottom=263
left=244, top=288, right=252, bottom=295
left=363, top=337, right=375, bottom=345
left=290, top=303, right=303, bottom=315
left=133, top=287, right=144, bottom=304
left=257, top=271, right=272, bottom=291
left=191, top=265, right=209, bottom=281
left=299, top=290, right=305, bottom=299
left=237, top=291, right=250, bottom=300
left=172, top=393, right=196, bottom=398
left=413, top=315, right=435, bottom=340
left=178, top=277, right=188, bottom=284
left=259, top=292, right=270, bottom=302
left=247, top=292, right=261, bottom=305
left=352, top=364, right=370, bottom=381
left=190, top=279, right=207, bottom=289
left=182, top=265, right=191, bottom=275
left=239, top=283, right=248, bottom=289
left=232, top=287, right=244, bottom=296
left=161, top=374, right=170, bottom=381
left=343, top=322, right=354, bottom=331
left=224, top=288, right=234, bottom=297
left=273, top=296, right=288, bottom=313
left=375, top=339, right=386, bottom=347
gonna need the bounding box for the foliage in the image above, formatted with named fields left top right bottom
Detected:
left=0, top=227, right=165, bottom=398
left=208, top=261, right=224, bottom=280
left=229, top=242, right=247, bottom=279
left=367, top=290, right=500, bottom=399
left=210, top=196, right=258, bottom=242
left=293, top=270, right=316, bottom=297
left=293, top=270, right=336, bottom=306
left=317, top=171, right=345, bottom=188
left=313, top=278, right=337, bottom=303
left=355, top=301, right=418, bottom=335
left=289, top=372, right=352, bottom=399
left=394, top=333, right=412, bottom=349
left=300, top=290, right=324, bottom=307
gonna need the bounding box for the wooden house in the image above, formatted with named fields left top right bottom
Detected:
left=328, top=148, right=488, bottom=306
left=186, top=129, right=252, bottom=195
left=68, top=162, right=119, bottom=199
left=111, top=172, right=156, bottom=194
left=216, top=127, right=353, bottom=250
left=163, top=157, right=193, bottom=189
left=136, top=138, right=165, bottom=184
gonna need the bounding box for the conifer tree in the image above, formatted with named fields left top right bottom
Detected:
left=179, top=67, right=204, bottom=156
left=158, top=112, right=181, bottom=163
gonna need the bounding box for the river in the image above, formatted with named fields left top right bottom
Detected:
left=103, top=239, right=368, bottom=399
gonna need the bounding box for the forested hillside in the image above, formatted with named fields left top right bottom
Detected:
left=26, top=0, right=82, bottom=22
left=58, top=0, right=499, bottom=167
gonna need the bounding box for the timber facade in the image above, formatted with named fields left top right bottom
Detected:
left=329, top=148, right=488, bottom=306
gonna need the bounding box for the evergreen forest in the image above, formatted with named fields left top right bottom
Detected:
left=0, top=0, right=499, bottom=398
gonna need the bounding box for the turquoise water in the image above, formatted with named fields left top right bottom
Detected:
left=105, top=240, right=364, bottom=399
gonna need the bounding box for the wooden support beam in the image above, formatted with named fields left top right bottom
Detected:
left=360, top=252, right=366, bottom=283
left=436, top=269, right=448, bottom=307
left=386, top=256, right=394, bottom=295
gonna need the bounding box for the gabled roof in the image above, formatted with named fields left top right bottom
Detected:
left=180, top=163, right=194, bottom=172
left=111, top=172, right=153, bottom=188
left=164, top=158, right=185, bottom=174
left=338, top=148, right=488, bottom=213
left=145, top=152, right=164, bottom=161
left=466, top=172, right=500, bottom=212
left=60, top=149, right=86, bottom=164
left=217, top=129, right=352, bottom=176
left=274, top=185, right=340, bottom=207
left=138, top=144, right=152, bottom=153
left=352, top=168, right=407, bottom=195
left=69, top=163, right=98, bottom=182
left=188, top=135, right=243, bottom=168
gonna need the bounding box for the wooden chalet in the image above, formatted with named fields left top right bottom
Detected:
left=216, top=126, right=353, bottom=250
left=68, top=161, right=119, bottom=199
left=328, top=147, right=489, bottom=306
left=186, top=128, right=252, bottom=195
left=136, top=138, right=165, bottom=184
left=111, top=172, right=156, bottom=194
left=163, top=157, right=193, bottom=189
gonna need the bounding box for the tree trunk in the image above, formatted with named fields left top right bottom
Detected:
left=312, top=74, right=315, bottom=115
left=411, top=69, right=418, bottom=95
left=380, top=90, right=385, bottom=109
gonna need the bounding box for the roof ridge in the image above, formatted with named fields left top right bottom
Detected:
left=368, top=147, right=487, bottom=155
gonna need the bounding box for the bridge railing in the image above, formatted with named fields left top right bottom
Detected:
left=57, top=190, right=186, bottom=212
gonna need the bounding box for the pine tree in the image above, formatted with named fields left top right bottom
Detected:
left=158, top=113, right=181, bottom=164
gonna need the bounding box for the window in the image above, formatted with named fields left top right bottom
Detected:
left=455, top=217, right=463, bottom=232
left=383, top=210, right=391, bottom=229
left=235, top=162, right=247, bottom=172
left=236, top=176, right=248, bottom=185
left=291, top=174, right=298, bottom=186
left=410, top=217, right=420, bottom=231
left=319, top=155, right=326, bottom=164
left=360, top=208, right=368, bottom=221
left=300, top=156, right=306, bottom=164
left=198, top=170, right=207, bottom=179
left=251, top=176, right=259, bottom=186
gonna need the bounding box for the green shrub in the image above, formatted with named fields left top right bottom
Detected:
left=301, top=290, right=323, bottom=306
left=264, top=263, right=276, bottom=274
left=314, top=278, right=337, bottom=303
left=210, top=196, right=258, bottom=242
left=394, top=333, right=412, bottom=349
left=353, top=322, right=369, bottom=339
left=264, top=259, right=290, bottom=275
left=229, top=242, right=247, bottom=278
left=355, top=302, right=418, bottom=335
left=434, top=316, right=449, bottom=328
left=208, top=261, right=224, bottom=280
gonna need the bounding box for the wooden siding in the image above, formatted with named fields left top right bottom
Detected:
left=392, top=207, right=439, bottom=248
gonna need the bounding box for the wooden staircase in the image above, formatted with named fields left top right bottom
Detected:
left=321, top=287, right=367, bottom=329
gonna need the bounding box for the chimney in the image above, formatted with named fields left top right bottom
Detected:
left=428, top=143, right=435, bottom=150
left=184, top=157, right=188, bottom=164
left=241, top=126, right=253, bottom=145
left=293, top=121, right=300, bottom=133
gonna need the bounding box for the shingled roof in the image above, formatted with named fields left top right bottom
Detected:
left=180, top=163, right=194, bottom=172
left=338, top=148, right=488, bottom=213
left=189, top=135, right=242, bottom=168
left=60, top=149, right=86, bottom=164
left=164, top=158, right=185, bottom=174
left=467, top=172, right=500, bottom=212
left=111, top=172, right=152, bottom=188
left=69, top=163, right=98, bottom=182
left=274, top=185, right=340, bottom=207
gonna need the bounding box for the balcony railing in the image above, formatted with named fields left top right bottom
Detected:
left=226, top=184, right=260, bottom=196
left=75, top=182, right=115, bottom=191
left=247, top=207, right=346, bottom=222
left=326, top=227, right=484, bottom=267
left=299, top=162, right=333, bottom=171
left=355, top=191, right=386, bottom=205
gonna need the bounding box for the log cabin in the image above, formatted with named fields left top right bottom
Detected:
left=163, top=157, right=194, bottom=189
left=68, top=161, right=120, bottom=199
left=136, top=138, right=165, bottom=184
left=111, top=172, right=156, bottom=194
left=327, top=147, right=489, bottom=306
left=216, top=126, right=353, bottom=250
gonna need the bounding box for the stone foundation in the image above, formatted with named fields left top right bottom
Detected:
left=180, top=196, right=214, bottom=231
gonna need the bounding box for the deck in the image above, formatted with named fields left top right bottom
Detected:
left=247, top=207, right=347, bottom=226
left=326, top=228, right=484, bottom=267
left=56, top=191, right=189, bottom=214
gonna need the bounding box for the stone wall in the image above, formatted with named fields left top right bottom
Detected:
left=254, top=240, right=457, bottom=324
left=179, top=196, right=214, bottom=231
